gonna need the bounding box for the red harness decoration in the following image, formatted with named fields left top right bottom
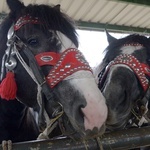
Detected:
left=0, top=15, right=41, bottom=100
left=107, top=54, right=150, bottom=91
left=35, top=48, right=92, bottom=88
left=14, top=15, right=93, bottom=87
left=35, top=52, right=61, bottom=66
left=14, top=14, right=41, bottom=31
left=2, top=15, right=92, bottom=100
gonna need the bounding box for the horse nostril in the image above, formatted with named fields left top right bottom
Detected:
left=79, top=107, right=84, bottom=118
left=73, top=105, right=85, bottom=125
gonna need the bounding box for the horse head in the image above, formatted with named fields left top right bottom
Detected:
left=95, top=31, right=150, bottom=131
left=2, top=0, right=108, bottom=139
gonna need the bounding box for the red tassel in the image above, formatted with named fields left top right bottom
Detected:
left=0, top=71, right=17, bottom=100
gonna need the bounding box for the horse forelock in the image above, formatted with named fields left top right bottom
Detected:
left=13, top=4, right=79, bottom=48
left=0, top=17, right=13, bottom=54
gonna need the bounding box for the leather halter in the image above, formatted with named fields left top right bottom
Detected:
left=108, top=54, right=150, bottom=91
left=14, top=14, right=41, bottom=31
left=100, top=51, right=150, bottom=92
left=14, top=15, right=92, bottom=88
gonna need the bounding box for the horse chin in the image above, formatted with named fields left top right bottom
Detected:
left=43, top=96, right=106, bottom=140
left=85, top=124, right=106, bottom=139
left=73, top=125, right=106, bottom=140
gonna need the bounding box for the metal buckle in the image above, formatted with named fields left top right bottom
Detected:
left=7, top=24, right=14, bottom=41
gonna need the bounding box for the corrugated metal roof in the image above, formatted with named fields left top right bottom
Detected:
left=0, top=0, right=150, bottom=34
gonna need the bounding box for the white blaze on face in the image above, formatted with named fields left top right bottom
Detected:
left=121, top=45, right=143, bottom=54
left=55, top=31, right=108, bottom=130
left=56, top=31, right=76, bottom=52
left=68, top=71, right=108, bottom=131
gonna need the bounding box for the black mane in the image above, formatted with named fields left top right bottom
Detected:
left=103, top=34, right=150, bottom=64
left=0, top=4, right=79, bottom=50
left=0, top=16, right=13, bottom=56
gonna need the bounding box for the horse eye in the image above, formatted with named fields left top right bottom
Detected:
left=27, top=38, right=38, bottom=46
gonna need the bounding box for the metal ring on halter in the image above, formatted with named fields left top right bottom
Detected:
left=7, top=24, right=14, bottom=40
left=5, top=44, right=16, bottom=56
left=5, top=56, right=17, bottom=71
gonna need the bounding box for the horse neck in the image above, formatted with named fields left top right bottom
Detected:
left=56, top=31, right=77, bottom=52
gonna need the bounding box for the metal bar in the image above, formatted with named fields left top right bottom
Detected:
left=1, top=13, right=150, bottom=34
left=77, top=21, right=150, bottom=34
left=114, top=0, right=150, bottom=6
left=1, top=126, right=150, bottom=150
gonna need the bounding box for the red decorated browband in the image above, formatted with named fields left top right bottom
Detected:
left=35, top=48, right=92, bottom=88
left=14, top=14, right=41, bottom=31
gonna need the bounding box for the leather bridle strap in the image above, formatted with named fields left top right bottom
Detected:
left=22, top=47, right=62, bottom=115
left=35, top=49, right=93, bottom=88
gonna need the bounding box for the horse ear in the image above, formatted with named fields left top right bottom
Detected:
left=105, top=29, right=117, bottom=44
left=54, top=4, right=61, bottom=11
left=6, top=0, right=25, bottom=13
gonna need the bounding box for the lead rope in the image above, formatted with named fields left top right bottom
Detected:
left=96, top=137, right=104, bottom=150
left=37, top=107, right=63, bottom=139
left=37, top=85, right=50, bottom=126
